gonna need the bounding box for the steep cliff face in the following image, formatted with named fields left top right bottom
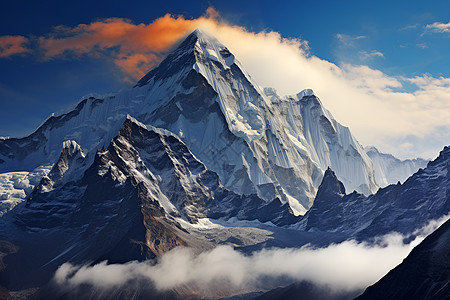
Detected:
left=17, top=119, right=191, bottom=260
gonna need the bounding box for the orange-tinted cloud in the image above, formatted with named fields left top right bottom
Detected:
left=0, top=35, right=29, bottom=57
left=37, top=7, right=220, bottom=81
left=114, top=53, right=159, bottom=83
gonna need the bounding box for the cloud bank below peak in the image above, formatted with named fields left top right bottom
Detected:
left=53, top=214, right=450, bottom=299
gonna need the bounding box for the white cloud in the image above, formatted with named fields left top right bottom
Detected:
left=359, top=50, right=384, bottom=60
left=425, top=21, right=450, bottom=33
left=53, top=214, right=450, bottom=298
left=336, top=33, right=367, bottom=44
left=417, top=42, right=429, bottom=49
left=400, top=142, right=414, bottom=150
left=191, top=23, right=450, bottom=159
left=399, top=24, right=419, bottom=31
left=335, top=34, right=384, bottom=62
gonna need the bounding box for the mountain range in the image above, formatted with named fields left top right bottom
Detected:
left=0, top=29, right=427, bottom=216
left=0, top=29, right=447, bottom=299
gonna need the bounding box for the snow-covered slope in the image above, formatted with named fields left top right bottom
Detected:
left=0, top=29, right=421, bottom=214
left=0, top=166, right=50, bottom=216
left=20, top=117, right=296, bottom=233
left=365, top=146, right=428, bottom=187
left=0, top=116, right=299, bottom=289
left=267, top=89, right=378, bottom=195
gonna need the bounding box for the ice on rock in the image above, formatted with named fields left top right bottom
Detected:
left=191, top=30, right=265, bottom=143
left=192, top=29, right=236, bottom=69
left=297, top=89, right=315, bottom=99
left=0, top=166, right=51, bottom=215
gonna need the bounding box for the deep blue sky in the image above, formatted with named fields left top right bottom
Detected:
left=0, top=0, right=449, bottom=138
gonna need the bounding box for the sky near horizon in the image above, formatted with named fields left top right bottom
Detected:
left=0, top=0, right=449, bottom=159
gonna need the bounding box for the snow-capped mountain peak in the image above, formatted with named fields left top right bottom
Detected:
left=0, top=29, right=426, bottom=216
left=192, top=28, right=236, bottom=70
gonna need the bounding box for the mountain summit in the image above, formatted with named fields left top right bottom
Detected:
left=129, top=28, right=380, bottom=213
left=0, top=29, right=423, bottom=215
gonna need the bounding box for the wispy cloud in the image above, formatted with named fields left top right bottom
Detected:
left=0, top=35, right=29, bottom=57
left=53, top=215, right=449, bottom=298
left=336, top=33, right=367, bottom=45
left=335, top=34, right=384, bottom=64
left=399, top=23, right=419, bottom=31
left=425, top=21, right=450, bottom=33
left=359, top=50, right=384, bottom=60
left=417, top=42, right=429, bottom=49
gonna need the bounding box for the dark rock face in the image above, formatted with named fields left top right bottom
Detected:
left=0, top=117, right=298, bottom=291
left=256, top=281, right=361, bottom=300
left=356, top=218, right=450, bottom=300
left=302, top=147, right=450, bottom=239
left=304, top=168, right=354, bottom=232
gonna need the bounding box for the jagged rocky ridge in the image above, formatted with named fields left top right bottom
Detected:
left=1, top=123, right=447, bottom=293
left=0, top=29, right=425, bottom=216
left=19, top=116, right=297, bottom=233
left=299, top=146, right=450, bottom=239
left=0, top=116, right=301, bottom=291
